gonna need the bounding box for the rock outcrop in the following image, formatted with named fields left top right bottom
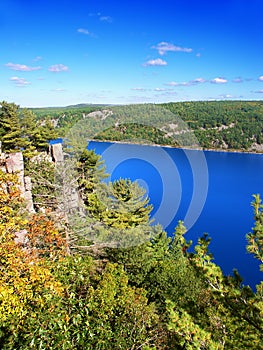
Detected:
left=50, top=142, right=64, bottom=163
left=1, top=151, right=35, bottom=213
left=0, top=141, right=81, bottom=215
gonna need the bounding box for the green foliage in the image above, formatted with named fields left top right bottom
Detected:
left=95, top=123, right=177, bottom=146
left=162, top=100, right=263, bottom=151
left=31, top=105, right=100, bottom=136
left=0, top=101, right=58, bottom=156
left=104, top=178, right=153, bottom=228
left=78, top=151, right=152, bottom=232
left=28, top=158, right=57, bottom=210
left=247, top=194, right=263, bottom=265
left=78, top=149, right=108, bottom=195
left=0, top=123, right=263, bottom=349
left=166, top=300, right=220, bottom=350
left=0, top=101, right=25, bottom=151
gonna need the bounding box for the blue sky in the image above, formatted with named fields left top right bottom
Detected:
left=1, top=0, right=263, bottom=107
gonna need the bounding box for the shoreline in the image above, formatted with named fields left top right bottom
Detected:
left=89, top=138, right=263, bottom=155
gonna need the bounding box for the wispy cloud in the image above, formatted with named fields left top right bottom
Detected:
left=154, top=88, right=167, bottom=91
left=219, top=94, right=234, bottom=99
left=165, top=81, right=190, bottom=87
left=10, top=76, right=31, bottom=86
left=143, top=58, right=167, bottom=66
left=33, top=56, right=43, bottom=62
left=88, top=12, right=113, bottom=23
left=153, top=91, right=177, bottom=99
left=131, top=87, right=147, bottom=91
left=232, top=77, right=243, bottom=83
left=191, top=77, right=206, bottom=84
left=258, top=75, right=263, bottom=81
left=255, top=89, right=263, bottom=93
left=152, top=42, right=193, bottom=55
left=77, top=28, right=95, bottom=37
left=99, top=15, right=113, bottom=23
left=52, top=88, right=66, bottom=92
left=5, top=62, right=41, bottom=71
left=165, top=78, right=206, bottom=87
left=210, top=77, right=228, bottom=84
left=48, top=64, right=69, bottom=72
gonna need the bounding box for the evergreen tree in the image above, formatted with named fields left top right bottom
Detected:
left=0, top=101, right=24, bottom=152
left=32, top=120, right=58, bottom=151
left=19, top=108, right=38, bottom=159
left=104, top=178, right=152, bottom=228
left=78, top=149, right=108, bottom=193
left=247, top=194, right=263, bottom=265
left=77, top=149, right=109, bottom=221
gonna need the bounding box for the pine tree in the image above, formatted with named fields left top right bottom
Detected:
left=78, top=149, right=109, bottom=219
left=0, top=101, right=24, bottom=152
left=104, top=178, right=152, bottom=228
left=247, top=194, right=263, bottom=265
left=19, top=108, right=38, bottom=159
left=33, top=120, right=58, bottom=151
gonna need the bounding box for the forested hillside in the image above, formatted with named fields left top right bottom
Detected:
left=30, top=100, right=263, bottom=152
left=161, top=101, right=263, bottom=151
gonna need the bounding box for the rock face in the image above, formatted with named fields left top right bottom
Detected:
left=5, top=152, right=25, bottom=194
left=0, top=151, right=35, bottom=213
left=50, top=142, right=64, bottom=163
left=0, top=143, right=71, bottom=215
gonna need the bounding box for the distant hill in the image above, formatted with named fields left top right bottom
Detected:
left=29, top=100, right=263, bottom=152
left=66, top=103, right=113, bottom=108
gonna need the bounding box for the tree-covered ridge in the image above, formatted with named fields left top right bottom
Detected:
left=95, top=101, right=263, bottom=151
left=161, top=100, right=263, bottom=151
left=31, top=105, right=104, bottom=136
left=28, top=100, right=263, bottom=152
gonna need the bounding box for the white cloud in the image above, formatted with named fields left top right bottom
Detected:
left=220, top=94, right=233, bottom=99
left=152, top=42, right=193, bottom=55
left=191, top=77, right=206, bottom=84
left=48, top=64, right=69, bottom=72
left=165, top=77, right=207, bottom=87
left=52, top=88, right=66, bottom=92
left=5, top=62, right=41, bottom=71
left=10, top=76, right=31, bottom=86
left=165, top=81, right=190, bottom=87
left=211, top=77, right=228, bottom=84
left=232, top=77, right=243, bottom=83
left=255, top=89, right=263, bottom=93
left=143, top=58, right=167, bottom=66
left=89, top=12, right=112, bottom=23
left=154, top=88, right=166, bottom=91
left=258, top=76, right=263, bottom=81
left=100, top=16, right=113, bottom=23
left=131, top=87, right=147, bottom=91
left=77, top=28, right=95, bottom=36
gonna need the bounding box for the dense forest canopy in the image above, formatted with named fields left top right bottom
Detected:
left=0, top=100, right=263, bottom=348
left=28, top=100, right=263, bottom=152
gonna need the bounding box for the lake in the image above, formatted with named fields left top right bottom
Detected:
left=88, top=141, right=263, bottom=289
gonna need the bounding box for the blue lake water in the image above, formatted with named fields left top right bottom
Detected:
left=88, top=141, right=263, bottom=289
